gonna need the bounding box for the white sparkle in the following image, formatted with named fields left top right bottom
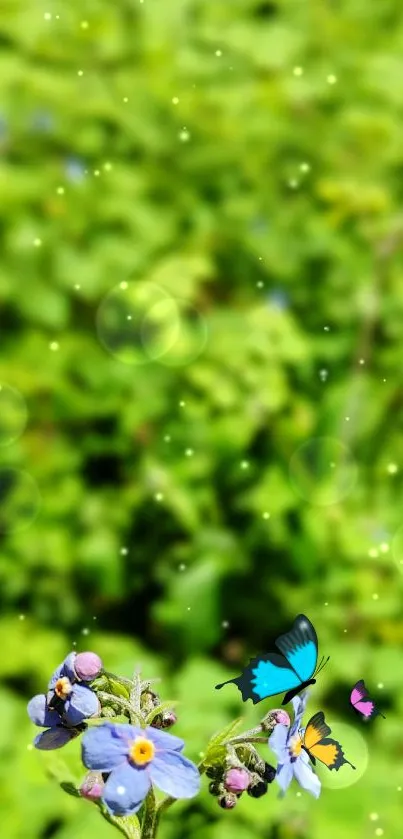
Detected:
left=56, top=186, right=65, bottom=195
left=49, top=341, right=59, bottom=351
left=123, top=97, right=129, bottom=103
left=33, top=238, right=42, bottom=247
left=117, top=785, right=126, bottom=795
left=74, top=284, right=81, bottom=290
left=293, top=66, right=303, bottom=76
left=359, top=358, right=365, bottom=365
left=104, top=162, right=113, bottom=171
left=375, top=830, right=384, bottom=837
left=19, top=614, right=25, bottom=621
left=215, top=50, right=222, bottom=57
left=155, top=493, right=164, bottom=502
left=288, top=179, right=299, bottom=189
left=179, top=128, right=190, bottom=142
left=377, top=682, right=384, bottom=689
left=387, top=463, right=398, bottom=474
left=78, top=70, right=84, bottom=77
left=380, top=542, right=389, bottom=553
left=372, top=593, right=379, bottom=601
left=398, top=786, right=402, bottom=791
left=120, top=547, right=128, bottom=556
left=324, top=602, right=329, bottom=606
left=164, top=435, right=171, bottom=442
left=185, top=448, right=194, bottom=457
left=27, top=743, right=34, bottom=750
left=120, top=281, right=128, bottom=290
left=368, top=548, right=379, bottom=558
left=81, top=20, right=89, bottom=29
left=82, top=627, right=90, bottom=636
left=222, top=620, right=230, bottom=629
left=44, top=12, right=52, bottom=20
left=179, top=400, right=186, bottom=407
left=172, top=97, right=179, bottom=105
left=240, top=460, right=249, bottom=470
left=345, top=416, right=350, bottom=422
left=256, top=281, right=264, bottom=288
left=327, top=74, right=337, bottom=84
left=178, top=563, right=186, bottom=572
left=94, top=169, right=100, bottom=177
left=262, top=512, right=270, bottom=520
left=370, top=814, right=379, bottom=822
left=300, top=162, right=310, bottom=173
left=324, top=325, right=330, bottom=331
left=187, top=606, right=191, bottom=611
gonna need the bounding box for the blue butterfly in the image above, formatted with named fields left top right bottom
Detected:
left=216, top=614, right=328, bottom=706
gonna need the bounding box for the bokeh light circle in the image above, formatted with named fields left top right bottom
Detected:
left=289, top=437, right=358, bottom=505
left=391, top=525, right=403, bottom=573
left=141, top=297, right=208, bottom=366
left=0, top=468, right=41, bottom=533
left=315, top=720, right=368, bottom=789
left=0, top=384, right=27, bottom=446
left=96, top=281, right=174, bottom=365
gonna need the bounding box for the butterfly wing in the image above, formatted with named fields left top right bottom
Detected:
left=275, top=614, right=318, bottom=683
left=303, top=712, right=355, bottom=770
left=350, top=680, right=385, bottom=720
left=215, top=652, right=301, bottom=704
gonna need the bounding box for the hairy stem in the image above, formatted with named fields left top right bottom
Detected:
left=140, top=788, right=157, bottom=839
left=97, top=691, right=142, bottom=725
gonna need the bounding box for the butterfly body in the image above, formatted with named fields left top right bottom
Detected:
left=302, top=711, right=355, bottom=771
left=350, top=679, right=385, bottom=721
left=215, top=614, right=326, bottom=705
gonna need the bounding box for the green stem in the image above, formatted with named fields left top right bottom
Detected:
left=130, top=670, right=142, bottom=717
left=140, top=788, right=157, bottom=839
left=97, top=691, right=143, bottom=725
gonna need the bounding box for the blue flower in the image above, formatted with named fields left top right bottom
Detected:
left=82, top=723, right=200, bottom=816
left=27, top=652, right=101, bottom=749
left=269, top=693, right=321, bottom=799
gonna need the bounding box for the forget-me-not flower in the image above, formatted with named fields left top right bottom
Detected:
left=82, top=723, right=200, bottom=815
left=269, top=692, right=321, bottom=799
left=27, top=651, right=102, bottom=749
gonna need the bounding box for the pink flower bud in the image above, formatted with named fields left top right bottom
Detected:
left=224, top=767, right=250, bottom=794
left=74, top=652, right=103, bottom=681
left=274, top=709, right=290, bottom=726
left=80, top=772, right=105, bottom=800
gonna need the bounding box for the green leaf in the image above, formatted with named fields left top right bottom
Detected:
left=60, top=781, right=81, bottom=798
left=204, top=718, right=243, bottom=766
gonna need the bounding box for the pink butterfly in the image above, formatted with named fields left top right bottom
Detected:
left=350, top=679, right=385, bottom=721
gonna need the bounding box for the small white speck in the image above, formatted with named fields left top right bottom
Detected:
left=179, top=400, right=186, bottom=407
left=172, top=97, right=179, bottom=105
left=343, top=629, right=347, bottom=633
left=368, top=548, right=379, bottom=558
left=222, top=620, right=230, bottom=629
left=372, top=593, right=379, bottom=601
left=155, top=492, right=164, bottom=502
left=296, top=791, right=301, bottom=797
left=49, top=341, right=59, bottom=351
left=187, top=606, right=191, bottom=611
left=398, top=786, right=402, bottom=791
left=80, top=20, right=89, bottom=29
left=324, top=325, right=330, bottom=331
left=44, top=12, right=52, bottom=21
left=359, top=358, right=365, bottom=365
left=293, top=66, right=303, bottom=76
left=164, top=435, right=171, bottom=442
left=319, top=369, right=328, bottom=381
left=185, top=448, right=194, bottom=457
left=370, top=814, right=379, bottom=822
left=117, top=785, right=126, bottom=795
left=380, top=542, right=389, bottom=553
left=324, top=602, right=329, bottom=606
left=387, top=463, right=398, bottom=474
left=27, top=743, right=34, bottom=751
left=288, top=179, right=299, bottom=189
left=377, top=682, right=384, bottom=689
left=327, top=74, right=337, bottom=84
left=78, top=70, right=84, bottom=77
left=375, top=830, right=384, bottom=837
left=256, top=281, right=264, bottom=289
left=123, top=97, right=129, bottom=103
left=240, top=460, right=249, bottom=470
left=33, top=238, right=42, bottom=247
left=300, top=162, right=310, bottom=173
left=74, top=284, right=81, bottom=290
left=179, top=128, right=190, bottom=142
left=178, top=563, right=186, bottom=572
left=19, top=614, right=25, bottom=621
left=262, top=512, right=270, bottom=520
left=120, top=547, right=128, bottom=556
left=94, top=169, right=100, bottom=177
left=345, top=416, right=350, bottom=422
left=103, top=161, right=112, bottom=172
left=215, top=50, right=222, bottom=57
left=56, top=186, right=65, bottom=195
left=120, top=281, right=128, bottom=290
left=82, top=627, right=90, bottom=636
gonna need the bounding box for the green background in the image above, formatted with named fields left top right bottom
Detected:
left=0, top=0, right=402, bottom=837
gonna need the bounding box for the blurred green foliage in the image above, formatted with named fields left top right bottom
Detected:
left=1, top=0, right=403, bottom=837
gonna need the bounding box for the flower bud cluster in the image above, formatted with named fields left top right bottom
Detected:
left=206, top=746, right=276, bottom=810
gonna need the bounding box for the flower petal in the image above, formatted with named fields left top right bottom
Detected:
left=48, top=653, right=77, bottom=688
left=275, top=762, right=293, bottom=793
left=103, top=763, right=150, bottom=816
left=82, top=723, right=134, bottom=771
left=27, top=694, right=61, bottom=728
left=290, top=691, right=309, bottom=735
left=34, top=727, right=79, bottom=750
left=293, top=756, right=321, bottom=798
left=148, top=751, right=200, bottom=799
left=63, top=684, right=100, bottom=725
left=269, top=723, right=289, bottom=759
left=145, top=726, right=184, bottom=753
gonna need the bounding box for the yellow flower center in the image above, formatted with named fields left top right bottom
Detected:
left=129, top=736, right=155, bottom=766
left=54, top=677, right=73, bottom=699
left=289, top=733, right=303, bottom=758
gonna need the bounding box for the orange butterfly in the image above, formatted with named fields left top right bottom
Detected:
left=302, top=711, right=356, bottom=770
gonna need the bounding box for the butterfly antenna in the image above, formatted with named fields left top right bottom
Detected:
left=315, top=656, right=330, bottom=676
left=314, top=655, right=324, bottom=676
